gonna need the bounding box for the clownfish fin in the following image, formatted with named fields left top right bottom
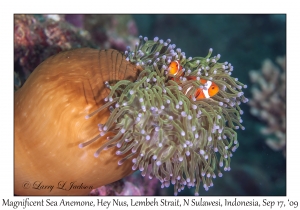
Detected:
left=194, top=88, right=206, bottom=99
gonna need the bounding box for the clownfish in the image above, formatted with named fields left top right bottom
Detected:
left=186, top=77, right=219, bottom=100
left=167, top=61, right=219, bottom=100
left=168, top=60, right=183, bottom=80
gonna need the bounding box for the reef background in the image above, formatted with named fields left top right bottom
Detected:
left=14, top=14, right=286, bottom=196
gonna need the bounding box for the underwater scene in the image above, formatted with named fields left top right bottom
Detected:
left=14, top=14, right=286, bottom=196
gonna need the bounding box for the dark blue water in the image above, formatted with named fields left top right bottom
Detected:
left=132, top=14, right=286, bottom=196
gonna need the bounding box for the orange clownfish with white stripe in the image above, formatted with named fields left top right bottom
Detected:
left=186, top=77, right=219, bottom=100
left=168, top=60, right=183, bottom=82
left=168, top=60, right=219, bottom=100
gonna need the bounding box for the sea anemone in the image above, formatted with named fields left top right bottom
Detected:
left=14, top=48, right=142, bottom=195
left=80, top=36, right=248, bottom=195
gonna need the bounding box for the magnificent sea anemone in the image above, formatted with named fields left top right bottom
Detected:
left=14, top=36, right=247, bottom=195
left=14, top=48, right=142, bottom=195
left=81, top=36, right=248, bottom=195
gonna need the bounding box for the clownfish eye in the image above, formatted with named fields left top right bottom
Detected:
left=212, top=86, right=215, bottom=89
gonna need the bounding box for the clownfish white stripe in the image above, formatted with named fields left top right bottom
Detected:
left=203, top=81, right=212, bottom=98
left=184, top=86, right=193, bottom=95
left=173, top=60, right=180, bottom=75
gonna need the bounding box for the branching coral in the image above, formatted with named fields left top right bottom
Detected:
left=81, top=36, right=248, bottom=195
left=249, top=56, right=286, bottom=156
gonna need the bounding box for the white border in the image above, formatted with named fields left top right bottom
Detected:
left=1, top=1, right=298, bottom=209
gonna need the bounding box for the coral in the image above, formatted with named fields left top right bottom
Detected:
left=90, top=170, right=159, bottom=195
left=83, top=14, right=139, bottom=51
left=65, top=14, right=85, bottom=28
left=14, top=14, right=94, bottom=89
left=124, top=170, right=160, bottom=195
left=249, top=56, right=286, bottom=155
left=14, top=72, right=22, bottom=91
left=81, top=36, right=248, bottom=195
left=14, top=14, right=139, bottom=90
left=89, top=179, right=128, bottom=196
